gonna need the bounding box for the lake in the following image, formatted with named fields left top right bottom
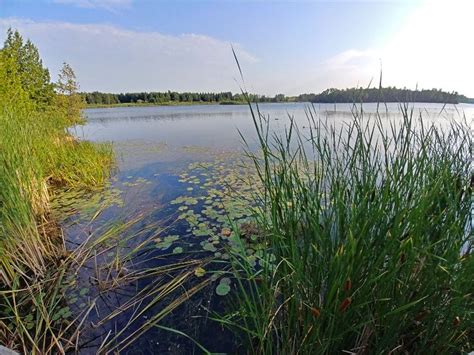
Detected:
left=68, top=102, right=473, bottom=353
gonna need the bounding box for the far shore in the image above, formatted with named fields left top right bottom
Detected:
left=84, top=101, right=249, bottom=109
left=85, top=100, right=474, bottom=109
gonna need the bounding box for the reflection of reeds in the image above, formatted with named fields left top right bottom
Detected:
left=226, top=97, right=473, bottom=353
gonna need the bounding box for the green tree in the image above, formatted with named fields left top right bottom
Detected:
left=56, top=62, right=83, bottom=124
left=0, top=39, right=29, bottom=110
left=2, top=28, right=54, bottom=108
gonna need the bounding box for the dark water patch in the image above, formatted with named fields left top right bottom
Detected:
left=56, top=152, right=261, bottom=353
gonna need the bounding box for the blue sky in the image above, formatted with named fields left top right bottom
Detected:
left=1, top=0, right=472, bottom=96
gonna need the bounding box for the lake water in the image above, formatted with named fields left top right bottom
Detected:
left=68, top=102, right=473, bottom=353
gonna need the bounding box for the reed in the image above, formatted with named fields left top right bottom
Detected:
left=0, top=94, right=114, bottom=352
left=225, top=100, right=473, bottom=354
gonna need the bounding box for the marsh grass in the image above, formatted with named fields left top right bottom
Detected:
left=0, top=105, right=113, bottom=283
left=0, top=101, right=117, bottom=351
left=224, top=99, right=473, bottom=354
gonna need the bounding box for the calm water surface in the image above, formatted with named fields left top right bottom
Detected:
left=79, top=102, right=473, bottom=169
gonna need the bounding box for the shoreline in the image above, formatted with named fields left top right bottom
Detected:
left=85, top=100, right=474, bottom=110
left=84, top=101, right=248, bottom=109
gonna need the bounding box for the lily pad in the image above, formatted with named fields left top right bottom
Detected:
left=156, top=235, right=179, bottom=250
left=202, top=242, right=217, bottom=252
left=172, top=246, right=183, bottom=254
left=216, top=282, right=231, bottom=296
left=220, top=277, right=231, bottom=285
left=194, top=267, right=206, bottom=277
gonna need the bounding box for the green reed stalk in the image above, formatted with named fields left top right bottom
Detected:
left=226, top=100, right=473, bottom=354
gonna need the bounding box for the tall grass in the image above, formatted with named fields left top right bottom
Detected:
left=0, top=106, right=113, bottom=284
left=0, top=101, right=114, bottom=352
left=226, top=101, right=473, bottom=353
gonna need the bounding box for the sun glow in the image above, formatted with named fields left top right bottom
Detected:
left=381, top=0, right=474, bottom=94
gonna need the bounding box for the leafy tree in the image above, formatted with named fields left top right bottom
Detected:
left=2, top=28, right=54, bottom=108
left=56, top=62, right=83, bottom=124
left=0, top=38, right=30, bottom=110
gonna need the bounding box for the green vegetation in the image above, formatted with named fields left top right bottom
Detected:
left=0, top=29, right=114, bottom=352
left=0, top=29, right=215, bottom=354
left=222, top=98, right=473, bottom=353
left=85, top=100, right=221, bottom=109
left=82, top=87, right=473, bottom=108
left=297, top=86, right=472, bottom=104
left=82, top=90, right=291, bottom=106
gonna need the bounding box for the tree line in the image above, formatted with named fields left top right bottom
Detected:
left=81, top=91, right=289, bottom=105
left=297, top=87, right=472, bottom=104
left=83, top=87, right=472, bottom=106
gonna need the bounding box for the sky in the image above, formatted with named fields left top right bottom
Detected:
left=0, top=0, right=473, bottom=96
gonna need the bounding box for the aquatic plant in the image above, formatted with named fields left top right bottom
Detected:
left=223, top=98, right=473, bottom=353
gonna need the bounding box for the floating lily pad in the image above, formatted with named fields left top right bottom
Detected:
left=194, top=267, right=206, bottom=277
left=172, top=247, right=183, bottom=254
left=184, top=197, right=199, bottom=205
left=220, top=253, right=230, bottom=260
left=193, top=227, right=212, bottom=237
left=220, top=277, right=231, bottom=285
left=247, top=255, right=257, bottom=267
left=216, top=282, right=231, bottom=296
left=202, top=242, right=217, bottom=252
left=155, top=235, right=180, bottom=250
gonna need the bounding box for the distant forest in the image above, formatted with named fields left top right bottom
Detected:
left=82, top=87, right=473, bottom=105
left=298, top=87, right=473, bottom=104
left=81, top=91, right=286, bottom=105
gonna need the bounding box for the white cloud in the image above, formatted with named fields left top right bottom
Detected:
left=52, top=0, right=133, bottom=11
left=0, top=18, right=258, bottom=93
